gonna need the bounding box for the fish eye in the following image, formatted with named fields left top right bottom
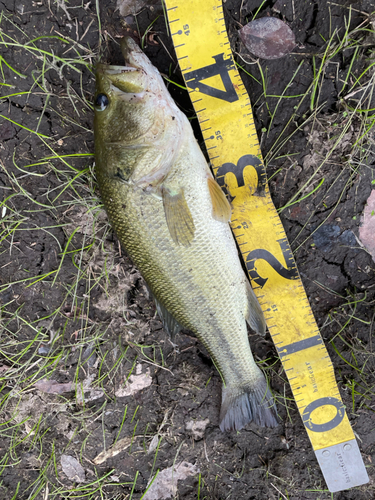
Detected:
left=94, top=93, right=109, bottom=111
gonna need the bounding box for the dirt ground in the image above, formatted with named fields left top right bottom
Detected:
left=0, top=0, right=375, bottom=498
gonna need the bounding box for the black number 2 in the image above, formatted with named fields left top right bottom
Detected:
left=246, top=239, right=299, bottom=288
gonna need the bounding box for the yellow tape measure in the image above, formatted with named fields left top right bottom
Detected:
left=164, top=0, right=368, bottom=492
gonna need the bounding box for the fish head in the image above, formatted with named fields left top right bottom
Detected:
left=95, top=38, right=156, bottom=141
left=94, top=37, right=185, bottom=183
left=94, top=37, right=180, bottom=147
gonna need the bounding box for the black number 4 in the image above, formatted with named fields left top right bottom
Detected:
left=184, top=54, right=239, bottom=103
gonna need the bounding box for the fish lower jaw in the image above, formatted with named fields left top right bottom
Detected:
left=116, top=89, right=146, bottom=102
left=103, top=66, right=138, bottom=74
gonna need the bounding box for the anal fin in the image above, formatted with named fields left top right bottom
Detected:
left=154, top=297, right=182, bottom=339
left=162, top=187, right=195, bottom=247
left=245, top=280, right=266, bottom=335
left=207, top=177, right=231, bottom=223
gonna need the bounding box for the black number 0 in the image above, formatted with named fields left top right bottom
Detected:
left=303, top=397, right=345, bottom=432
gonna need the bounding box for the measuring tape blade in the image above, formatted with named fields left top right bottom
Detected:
left=164, top=0, right=368, bottom=492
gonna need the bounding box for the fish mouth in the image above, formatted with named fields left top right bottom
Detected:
left=96, top=37, right=166, bottom=100
left=120, top=37, right=146, bottom=69
left=97, top=37, right=147, bottom=74
left=96, top=37, right=152, bottom=95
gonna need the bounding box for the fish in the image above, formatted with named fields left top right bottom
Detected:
left=94, top=37, right=278, bottom=431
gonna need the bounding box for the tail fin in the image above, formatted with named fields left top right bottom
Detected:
left=219, top=373, right=278, bottom=431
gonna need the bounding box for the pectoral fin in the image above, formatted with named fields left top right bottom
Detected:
left=162, top=188, right=195, bottom=247
left=245, top=280, right=266, bottom=335
left=207, top=177, right=231, bottom=223
left=154, top=297, right=182, bottom=339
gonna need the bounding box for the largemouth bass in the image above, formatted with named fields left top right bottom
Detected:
left=94, top=37, right=278, bottom=431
